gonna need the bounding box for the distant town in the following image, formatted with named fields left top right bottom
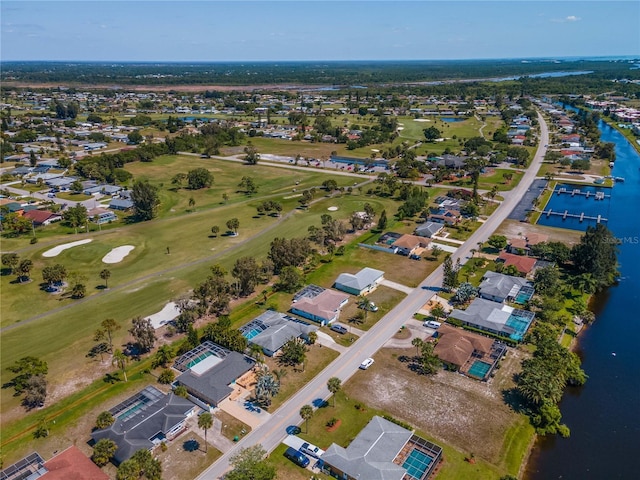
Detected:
left=1, top=60, right=637, bottom=480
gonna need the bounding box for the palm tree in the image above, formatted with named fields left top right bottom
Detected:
left=101, top=318, right=120, bottom=352
left=572, top=273, right=598, bottom=294
left=255, top=370, right=280, bottom=407
left=357, top=295, right=373, bottom=321
left=412, top=337, right=424, bottom=357
left=99, top=268, right=111, bottom=288
left=327, top=377, right=342, bottom=407
left=198, top=412, right=213, bottom=453
left=299, top=405, right=314, bottom=433
left=188, top=197, right=196, bottom=211
left=112, top=349, right=128, bottom=382
left=211, top=225, right=220, bottom=237
left=249, top=343, right=264, bottom=363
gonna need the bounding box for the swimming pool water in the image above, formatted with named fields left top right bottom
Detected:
left=186, top=351, right=213, bottom=369
left=403, top=449, right=433, bottom=479
left=243, top=328, right=261, bottom=340
left=468, top=360, right=492, bottom=379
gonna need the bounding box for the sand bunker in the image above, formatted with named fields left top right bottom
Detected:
left=146, top=302, right=181, bottom=329
left=327, top=206, right=339, bottom=211
left=413, top=118, right=432, bottom=122
left=102, top=245, right=135, bottom=264
left=42, top=239, right=93, bottom=257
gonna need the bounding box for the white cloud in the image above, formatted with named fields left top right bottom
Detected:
left=551, top=15, right=581, bottom=23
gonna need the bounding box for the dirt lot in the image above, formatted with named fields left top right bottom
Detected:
left=344, top=345, right=529, bottom=466
left=495, top=219, right=583, bottom=246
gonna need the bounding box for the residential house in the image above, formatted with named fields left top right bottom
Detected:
left=478, top=271, right=534, bottom=303
left=109, top=198, right=134, bottom=211
left=433, top=324, right=506, bottom=379
left=173, top=342, right=256, bottom=409
left=334, top=267, right=384, bottom=296
left=507, top=232, right=548, bottom=255
left=239, top=310, right=318, bottom=356
left=497, top=252, right=538, bottom=276
left=449, top=297, right=535, bottom=341
left=322, top=416, right=442, bottom=480
left=91, top=386, right=196, bottom=464
left=88, top=207, right=117, bottom=224
left=427, top=208, right=461, bottom=225
left=23, top=209, right=63, bottom=226
left=414, top=221, right=444, bottom=238
left=391, top=234, right=431, bottom=256
left=0, top=447, right=109, bottom=480
left=290, top=285, right=349, bottom=325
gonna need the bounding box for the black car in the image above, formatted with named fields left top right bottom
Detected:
left=330, top=324, right=348, bottom=334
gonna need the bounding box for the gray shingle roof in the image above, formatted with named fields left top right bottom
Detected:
left=450, top=298, right=513, bottom=333
left=244, top=311, right=317, bottom=353
left=478, top=271, right=532, bottom=301
left=414, top=221, right=443, bottom=238
left=91, top=386, right=195, bottom=464
left=334, top=267, right=384, bottom=292
left=321, top=416, right=412, bottom=480
left=176, top=351, right=255, bottom=406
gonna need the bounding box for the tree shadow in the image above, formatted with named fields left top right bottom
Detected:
left=0, top=267, right=12, bottom=276
left=501, top=387, right=528, bottom=415
left=183, top=439, right=200, bottom=452
left=103, top=373, right=120, bottom=384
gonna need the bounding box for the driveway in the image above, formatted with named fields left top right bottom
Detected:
left=430, top=242, right=458, bottom=253
left=383, top=318, right=433, bottom=349
left=315, top=331, right=347, bottom=353
left=217, top=393, right=271, bottom=430
left=380, top=279, right=414, bottom=294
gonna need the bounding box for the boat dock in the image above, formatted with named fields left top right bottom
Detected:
left=543, top=209, right=607, bottom=223
left=556, top=187, right=610, bottom=199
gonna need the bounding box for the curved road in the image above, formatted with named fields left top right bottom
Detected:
left=196, top=113, right=549, bottom=479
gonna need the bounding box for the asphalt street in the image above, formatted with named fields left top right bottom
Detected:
left=196, top=112, right=549, bottom=479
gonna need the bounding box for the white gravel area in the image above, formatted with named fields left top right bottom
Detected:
left=102, top=245, right=135, bottom=264
left=42, top=239, right=93, bottom=257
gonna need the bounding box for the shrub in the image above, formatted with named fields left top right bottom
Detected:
left=326, top=417, right=339, bottom=427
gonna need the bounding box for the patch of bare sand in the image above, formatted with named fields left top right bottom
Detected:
left=496, top=219, right=583, bottom=245
left=345, top=347, right=528, bottom=465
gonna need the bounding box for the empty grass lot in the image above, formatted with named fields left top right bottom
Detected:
left=342, top=347, right=534, bottom=478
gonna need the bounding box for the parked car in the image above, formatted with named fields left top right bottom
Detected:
left=330, top=324, right=348, bottom=334
left=358, top=301, right=379, bottom=312
left=284, top=447, right=310, bottom=468
left=360, top=357, right=375, bottom=370
left=424, top=320, right=442, bottom=329
left=300, top=442, right=325, bottom=458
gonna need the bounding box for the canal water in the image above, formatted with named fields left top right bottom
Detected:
left=525, top=113, right=640, bottom=478
left=537, top=183, right=612, bottom=231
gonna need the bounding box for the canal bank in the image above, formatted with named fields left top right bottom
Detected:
left=525, top=112, right=640, bottom=479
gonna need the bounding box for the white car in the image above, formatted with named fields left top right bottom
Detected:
left=300, top=442, right=325, bottom=458
left=359, top=358, right=375, bottom=370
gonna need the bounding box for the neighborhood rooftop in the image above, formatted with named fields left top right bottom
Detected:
left=239, top=310, right=317, bottom=356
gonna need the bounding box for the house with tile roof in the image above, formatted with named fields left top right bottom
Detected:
left=497, top=252, right=537, bottom=276
left=23, top=209, right=63, bottom=226
left=290, top=286, right=349, bottom=325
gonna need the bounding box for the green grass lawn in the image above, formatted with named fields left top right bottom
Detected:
left=0, top=189, right=402, bottom=416
left=292, top=391, right=507, bottom=480
left=55, top=192, right=92, bottom=201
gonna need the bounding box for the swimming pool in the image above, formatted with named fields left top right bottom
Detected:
left=403, top=449, right=433, bottom=479
left=186, top=351, right=213, bottom=369
left=243, top=328, right=262, bottom=340
left=468, top=360, right=492, bottom=379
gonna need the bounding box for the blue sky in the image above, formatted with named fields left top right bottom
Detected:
left=2, top=1, right=638, bottom=61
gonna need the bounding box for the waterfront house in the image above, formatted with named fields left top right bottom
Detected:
left=321, top=416, right=442, bottom=480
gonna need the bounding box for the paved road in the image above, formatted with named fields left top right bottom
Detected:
left=196, top=113, right=549, bottom=479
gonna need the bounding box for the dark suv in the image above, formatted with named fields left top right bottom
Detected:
left=284, top=447, right=310, bottom=467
